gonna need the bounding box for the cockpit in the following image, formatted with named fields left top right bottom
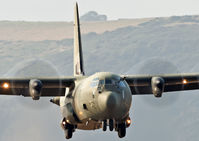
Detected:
left=105, top=79, right=126, bottom=88
left=90, top=77, right=126, bottom=91
left=90, top=78, right=100, bottom=87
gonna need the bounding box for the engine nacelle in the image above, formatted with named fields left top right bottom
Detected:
left=29, top=79, right=43, bottom=100
left=151, top=77, right=165, bottom=98
left=60, top=97, right=79, bottom=126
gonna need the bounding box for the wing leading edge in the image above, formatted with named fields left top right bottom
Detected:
left=0, top=77, right=76, bottom=97
left=123, top=73, right=199, bottom=95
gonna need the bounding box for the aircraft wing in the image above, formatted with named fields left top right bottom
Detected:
left=122, top=73, right=199, bottom=95
left=0, top=77, right=76, bottom=97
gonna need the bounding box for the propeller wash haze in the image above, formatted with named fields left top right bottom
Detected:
left=1, top=2, right=199, bottom=141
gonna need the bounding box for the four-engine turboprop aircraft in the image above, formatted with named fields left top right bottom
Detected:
left=1, top=3, right=199, bottom=139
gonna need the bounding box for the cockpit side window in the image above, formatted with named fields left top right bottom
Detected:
left=99, top=80, right=105, bottom=86
left=93, top=78, right=99, bottom=81
left=105, top=79, right=112, bottom=85
left=90, top=78, right=99, bottom=87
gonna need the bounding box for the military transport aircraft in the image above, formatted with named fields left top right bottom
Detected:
left=1, top=3, right=199, bottom=139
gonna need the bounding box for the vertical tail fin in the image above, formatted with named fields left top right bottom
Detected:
left=73, top=3, right=85, bottom=76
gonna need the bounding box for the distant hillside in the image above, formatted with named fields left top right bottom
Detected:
left=0, top=15, right=199, bottom=141
left=1, top=15, right=199, bottom=75
left=0, top=15, right=199, bottom=41
left=0, top=18, right=151, bottom=41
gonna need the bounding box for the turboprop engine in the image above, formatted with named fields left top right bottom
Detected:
left=29, top=79, right=43, bottom=100
left=50, top=96, right=79, bottom=125
left=151, top=77, right=165, bottom=98
left=53, top=97, right=78, bottom=139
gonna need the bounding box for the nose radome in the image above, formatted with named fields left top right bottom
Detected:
left=98, top=91, right=119, bottom=112
left=105, top=93, right=117, bottom=109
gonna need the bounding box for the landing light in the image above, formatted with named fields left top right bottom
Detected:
left=126, top=117, right=131, bottom=128
left=183, top=79, right=188, bottom=84
left=62, top=121, right=66, bottom=125
left=3, top=83, right=9, bottom=89
left=126, top=119, right=131, bottom=124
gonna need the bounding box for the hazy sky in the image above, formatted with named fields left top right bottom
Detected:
left=0, top=0, right=199, bottom=21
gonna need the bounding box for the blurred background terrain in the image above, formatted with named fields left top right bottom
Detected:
left=0, top=12, right=199, bottom=141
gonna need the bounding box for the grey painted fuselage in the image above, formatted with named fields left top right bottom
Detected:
left=60, top=72, right=132, bottom=130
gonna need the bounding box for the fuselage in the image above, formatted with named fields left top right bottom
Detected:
left=60, top=72, right=132, bottom=130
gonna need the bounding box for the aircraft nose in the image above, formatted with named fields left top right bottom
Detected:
left=98, top=91, right=119, bottom=113
left=105, top=92, right=117, bottom=109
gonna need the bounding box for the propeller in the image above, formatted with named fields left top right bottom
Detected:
left=4, top=59, right=62, bottom=110
left=126, top=57, right=181, bottom=108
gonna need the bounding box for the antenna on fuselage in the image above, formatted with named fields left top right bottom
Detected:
left=73, top=2, right=85, bottom=76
